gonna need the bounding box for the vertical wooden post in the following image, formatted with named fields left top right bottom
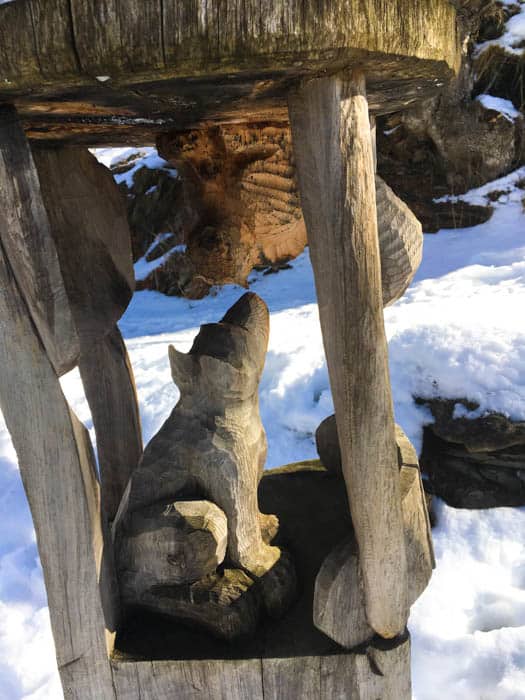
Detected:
left=79, top=325, right=143, bottom=521
left=289, top=72, right=409, bottom=638
left=32, top=146, right=143, bottom=522
left=0, top=108, right=117, bottom=699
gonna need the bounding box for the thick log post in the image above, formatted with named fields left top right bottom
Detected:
left=289, top=72, right=409, bottom=637
left=0, top=110, right=116, bottom=699
left=0, top=106, right=79, bottom=375
left=79, top=325, right=143, bottom=521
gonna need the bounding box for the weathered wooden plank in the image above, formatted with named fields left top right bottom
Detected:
left=320, top=637, right=411, bottom=699
left=262, top=656, right=321, bottom=699
left=112, top=643, right=411, bottom=700
left=0, top=0, right=40, bottom=85
left=79, top=325, right=143, bottom=521
left=32, top=146, right=134, bottom=346
left=69, top=0, right=124, bottom=74
left=0, top=235, right=116, bottom=699
left=28, top=0, right=79, bottom=78
left=289, top=72, right=409, bottom=638
left=0, top=105, right=79, bottom=376
left=117, top=1, right=164, bottom=72
left=112, top=659, right=264, bottom=700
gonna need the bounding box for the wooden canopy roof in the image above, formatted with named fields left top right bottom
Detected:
left=0, top=0, right=461, bottom=145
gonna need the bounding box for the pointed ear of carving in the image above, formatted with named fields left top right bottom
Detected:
left=169, top=345, right=194, bottom=385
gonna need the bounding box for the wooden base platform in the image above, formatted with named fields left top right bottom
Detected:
left=112, top=465, right=411, bottom=699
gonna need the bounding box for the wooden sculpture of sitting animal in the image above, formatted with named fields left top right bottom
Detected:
left=114, top=292, right=293, bottom=637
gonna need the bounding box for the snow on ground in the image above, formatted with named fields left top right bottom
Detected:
left=1, top=159, right=525, bottom=698
left=476, top=94, right=521, bottom=122
left=477, top=0, right=525, bottom=57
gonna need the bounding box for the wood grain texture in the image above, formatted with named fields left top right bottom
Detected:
left=0, top=1, right=460, bottom=144
left=32, top=146, right=134, bottom=346
left=126, top=293, right=279, bottom=578
left=0, top=106, right=79, bottom=375
left=116, top=499, right=228, bottom=596
left=289, top=72, right=409, bottom=638
left=0, top=0, right=460, bottom=84
left=0, top=233, right=116, bottom=699
left=313, top=428, right=435, bottom=647
left=112, top=658, right=264, bottom=700
left=79, top=325, right=143, bottom=521
left=375, top=175, right=423, bottom=306
left=111, top=639, right=411, bottom=699
left=29, top=0, right=79, bottom=78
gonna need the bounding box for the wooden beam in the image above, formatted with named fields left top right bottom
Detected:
left=0, top=105, right=79, bottom=375
left=289, top=71, right=409, bottom=638
left=0, top=226, right=117, bottom=700
left=0, top=107, right=117, bottom=698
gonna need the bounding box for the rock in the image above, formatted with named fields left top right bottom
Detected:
left=313, top=420, right=434, bottom=648
left=419, top=398, right=525, bottom=508
left=139, top=568, right=261, bottom=641
left=377, top=3, right=525, bottom=231
left=116, top=500, right=228, bottom=603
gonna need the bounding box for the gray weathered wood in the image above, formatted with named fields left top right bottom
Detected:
left=79, top=325, right=143, bottom=521
left=33, top=146, right=140, bottom=519
left=112, top=658, right=264, bottom=700
left=313, top=428, right=435, bottom=647
left=0, top=1, right=461, bottom=145
left=0, top=105, right=79, bottom=375
left=116, top=499, right=228, bottom=598
left=289, top=72, right=409, bottom=638
left=111, top=637, right=411, bottom=699
left=0, top=223, right=116, bottom=700
left=376, top=175, right=423, bottom=307
left=32, top=147, right=135, bottom=346
left=125, top=293, right=280, bottom=578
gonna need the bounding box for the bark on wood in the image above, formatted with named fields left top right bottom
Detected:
left=289, top=72, right=409, bottom=637
left=79, top=325, right=143, bottom=521
left=0, top=105, right=79, bottom=375
left=0, top=228, right=116, bottom=699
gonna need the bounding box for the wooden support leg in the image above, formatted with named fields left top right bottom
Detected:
left=79, top=325, right=143, bottom=521
left=31, top=146, right=141, bottom=522
left=0, top=111, right=117, bottom=699
left=289, top=72, right=409, bottom=638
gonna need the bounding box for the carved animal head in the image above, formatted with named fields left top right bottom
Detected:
left=169, top=292, right=269, bottom=403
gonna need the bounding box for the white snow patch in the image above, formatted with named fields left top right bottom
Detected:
left=477, top=94, right=520, bottom=122
left=134, top=235, right=186, bottom=282
left=90, top=146, right=178, bottom=188
left=477, top=2, right=525, bottom=57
